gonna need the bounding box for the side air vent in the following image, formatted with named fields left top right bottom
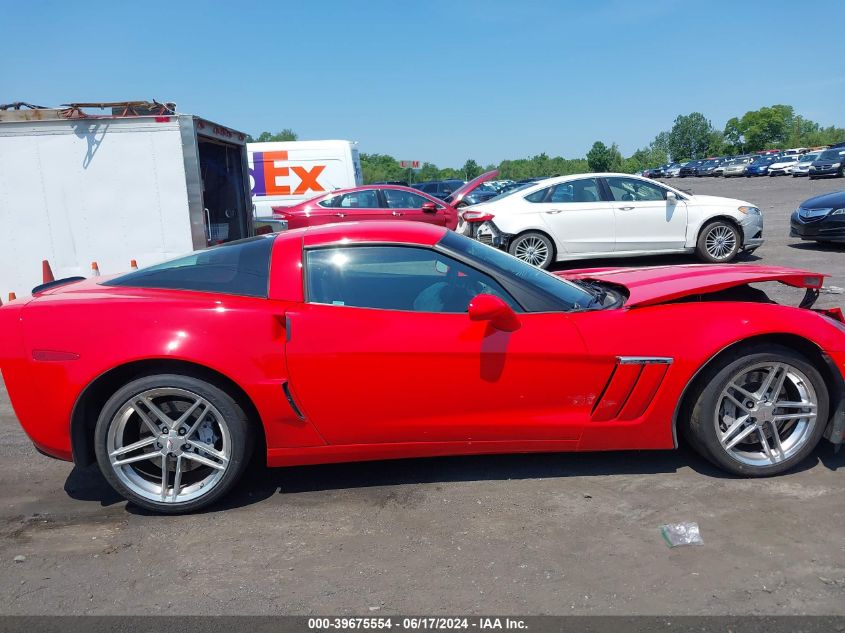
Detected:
left=591, top=357, right=672, bottom=422
left=282, top=381, right=305, bottom=420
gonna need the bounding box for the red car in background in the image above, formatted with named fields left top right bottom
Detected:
left=1, top=221, right=844, bottom=513
left=270, top=171, right=499, bottom=231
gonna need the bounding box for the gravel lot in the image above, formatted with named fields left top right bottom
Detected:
left=1, top=175, right=844, bottom=615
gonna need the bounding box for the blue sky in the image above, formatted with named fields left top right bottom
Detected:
left=2, top=0, right=844, bottom=166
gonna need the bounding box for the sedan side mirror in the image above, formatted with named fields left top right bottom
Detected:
left=421, top=201, right=437, bottom=213
left=666, top=191, right=678, bottom=204
left=468, top=294, right=521, bottom=332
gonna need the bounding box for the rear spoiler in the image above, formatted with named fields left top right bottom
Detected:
left=31, top=276, right=86, bottom=296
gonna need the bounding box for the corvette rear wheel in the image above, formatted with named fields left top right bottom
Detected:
left=94, top=374, right=252, bottom=513
left=685, top=345, right=828, bottom=476
left=696, top=220, right=740, bottom=263
left=509, top=231, right=554, bottom=269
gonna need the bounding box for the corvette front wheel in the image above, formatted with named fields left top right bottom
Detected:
left=685, top=345, right=828, bottom=476
left=94, top=374, right=253, bottom=513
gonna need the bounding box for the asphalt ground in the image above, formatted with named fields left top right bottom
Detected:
left=1, top=174, right=844, bottom=615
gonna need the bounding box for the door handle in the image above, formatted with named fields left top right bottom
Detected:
left=335, top=212, right=347, bottom=218
left=618, top=206, right=635, bottom=211
left=392, top=211, right=404, bottom=216
left=545, top=209, right=563, bottom=214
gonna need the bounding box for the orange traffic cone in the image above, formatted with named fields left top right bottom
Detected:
left=91, top=262, right=100, bottom=277
left=42, top=259, right=55, bottom=283
left=130, top=259, right=138, bottom=270
left=8, top=292, right=16, bottom=301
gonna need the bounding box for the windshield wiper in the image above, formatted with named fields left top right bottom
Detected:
left=571, top=279, right=609, bottom=309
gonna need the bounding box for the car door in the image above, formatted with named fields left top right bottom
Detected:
left=381, top=188, right=453, bottom=227
left=604, top=177, right=688, bottom=252
left=284, top=244, right=609, bottom=445
left=531, top=177, right=616, bottom=255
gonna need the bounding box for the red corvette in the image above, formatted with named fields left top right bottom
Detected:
left=1, top=221, right=844, bottom=513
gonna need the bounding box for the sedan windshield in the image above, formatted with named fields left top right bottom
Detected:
left=800, top=153, right=820, bottom=163
left=438, top=230, right=598, bottom=310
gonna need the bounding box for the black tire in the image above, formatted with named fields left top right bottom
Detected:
left=809, top=176, right=817, bottom=180
left=696, top=220, right=741, bottom=263
left=508, top=231, right=555, bottom=269
left=839, top=166, right=845, bottom=178
left=682, top=344, right=829, bottom=476
left=94, top=374, right=253, bottom=514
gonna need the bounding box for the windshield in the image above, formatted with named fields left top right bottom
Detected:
left=753, top=155, right=777, bottom=164
left=800, top=153, right=820, bottom=162
left=438, top=231, right=597, bottom=311
left=820, top=149, right=845, bottom=161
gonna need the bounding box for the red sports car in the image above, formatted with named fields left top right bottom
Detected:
left=1, top=221, right=843, bottom=513
left=269, top=172, right=498, bottom=232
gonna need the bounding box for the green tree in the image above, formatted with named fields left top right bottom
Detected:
left=737, top=105, right=794, bottom=151
left=723, top=117, right=744, bottom=153
left=586, top=141, right=622, bottom=172
left=461, top=159, right=482, bottom=180
left=668, top=112, right=713, bottom=160
left=359, top=153, right=406, bottom=183
left=416, top=162, right=440, bottom=182
left=246, top=128, right=298, bottom=142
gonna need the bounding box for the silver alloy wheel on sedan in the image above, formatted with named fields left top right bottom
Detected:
left=714, top=362, right=818, bottom=467
left=703, top=224, right=738, bottom=260
left=106, top=387, right=231, bottom=504
left=511, top=234, right=551, bottom=268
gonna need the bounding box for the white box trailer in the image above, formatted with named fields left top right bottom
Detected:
left=0, top=103, right=253, bottom=298
left=248, top=139, right=363, bottom=214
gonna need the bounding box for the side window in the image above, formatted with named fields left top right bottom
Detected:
left=383, top=189, right=435, bottom=209
left=605, top=177, right=667, bottom=202
left=549, top=178, right=601, bottom=203
left=417, top=183, right=435, bottom=194
left=337, top=189, right=380, bottom=208
left=104, top=236, right=275, bottom=297
left=524, top=187, right=551, bottom=203
left=525, top=179, right=601, bottom=203
left=305, top=246, right=519, bottom=314
left=317, top=194, right=341, bottom=208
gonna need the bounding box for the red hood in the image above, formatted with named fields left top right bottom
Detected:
left=445, top=169, right=498, bottom=205
left=557, top=264, right=827, bottom=307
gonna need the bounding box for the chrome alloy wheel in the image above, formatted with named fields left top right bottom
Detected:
left=106, top=388, right=231, bottom=504
left=715, top=362, right=818, bottom=467
left=512, top=235, right=550, bottom=267
left=704, top=224, right=737, bottom=260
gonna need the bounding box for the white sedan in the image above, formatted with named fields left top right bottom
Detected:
left=769, top=155, right=800, bottom=176
left=460, top=173, right=764, bottom=269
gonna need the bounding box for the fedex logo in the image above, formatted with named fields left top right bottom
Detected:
left=250, top=151, right=326, bottom=196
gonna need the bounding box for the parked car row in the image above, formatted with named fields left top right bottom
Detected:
left=643, top=146, right=845, bottom=180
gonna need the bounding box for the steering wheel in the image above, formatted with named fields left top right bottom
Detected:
left=412, top=262, right=483, bottom=312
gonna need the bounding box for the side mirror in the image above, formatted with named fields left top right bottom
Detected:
left=468, top=294, right=521, bottom=332
left=421, top=201, right=437, bottom=213
left=666, top=191, right=678, bottom=204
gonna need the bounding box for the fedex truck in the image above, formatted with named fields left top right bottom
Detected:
left=248, top=140, right=363, bottom=214
left=0, top=102, right=253, bottom=299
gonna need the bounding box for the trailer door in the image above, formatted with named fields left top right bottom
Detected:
left=196, top=137, right=251, bottom=245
